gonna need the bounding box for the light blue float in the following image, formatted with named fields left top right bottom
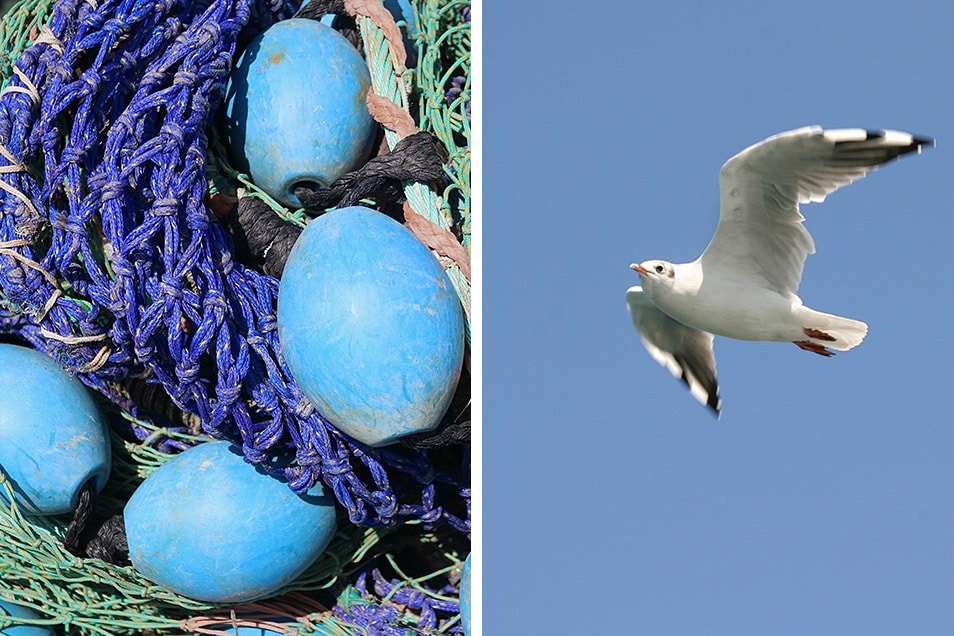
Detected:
left=0, top=600, right=54, bottom=636
left=124, top=441, right=338, bottom=603
left=460, top=553, right=472, bottom=635
left=224, top=18, right=377, bottom=208
left=277, top=206, right=465, bottom=447
left=223, top=626, right=285, bottom=636
left=0, top=344, right=110, bottom=516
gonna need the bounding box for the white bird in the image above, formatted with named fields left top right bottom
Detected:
left=627, top=126, right=932, bottom=416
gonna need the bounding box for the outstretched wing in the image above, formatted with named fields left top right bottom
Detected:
left=626, top=286, right=721, bottom=416
left=699, top=126, right=932, bottom=300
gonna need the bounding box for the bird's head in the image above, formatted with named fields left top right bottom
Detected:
left=630, top=260, right=677, bottom=296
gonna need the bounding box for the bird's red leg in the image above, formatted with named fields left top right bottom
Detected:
left=802, top=327, right=836, bottom=342
left=793, top=340, right=835, bottom=357
left=794, top=327, right=837, bottom=356
left=792, top=340, right=835, bottom=358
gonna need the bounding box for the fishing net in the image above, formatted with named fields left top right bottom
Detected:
left=0, top=0, right=472, bottom=631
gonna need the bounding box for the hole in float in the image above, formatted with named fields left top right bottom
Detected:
left=290, top=180, right=324, bottom=205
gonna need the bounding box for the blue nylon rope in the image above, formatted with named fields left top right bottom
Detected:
left=0, top=0, right=468, bottom=532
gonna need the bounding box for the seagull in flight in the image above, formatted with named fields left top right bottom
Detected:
left=626, top=126, right=932, bottom=416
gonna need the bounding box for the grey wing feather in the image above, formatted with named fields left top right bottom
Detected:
left=700, top=126, right=932, bottom=299
left=626, top=286, right=721, bottom=416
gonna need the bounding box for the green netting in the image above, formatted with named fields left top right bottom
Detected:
left=0, top=0, right=472, bottom=632
left=0, top=0, right=54, bottom=83
left=413, top=0, right=471, bottom=250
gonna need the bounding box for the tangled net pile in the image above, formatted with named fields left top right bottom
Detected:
left=0, top=0, right=469, bottom=530
left=0, top=0, right=472, bottom=631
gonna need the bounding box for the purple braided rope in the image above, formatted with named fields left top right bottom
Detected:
left=0, top=0, right=468, bottom=530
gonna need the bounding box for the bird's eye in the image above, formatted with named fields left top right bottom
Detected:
left=654, top=264, right=664, bottom=274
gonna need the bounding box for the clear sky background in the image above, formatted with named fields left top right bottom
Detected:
left=482, top=0, right=954, bottom=633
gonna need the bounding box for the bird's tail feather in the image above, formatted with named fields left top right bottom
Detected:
left=799, top=307, right=868, bottom=351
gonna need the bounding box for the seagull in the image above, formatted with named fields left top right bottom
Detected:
left=626, top=126, right=932, bottom=416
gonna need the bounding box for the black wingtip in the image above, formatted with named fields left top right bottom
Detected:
left=830, top=129, right=934, bottom=166
left=860, top=129, right=934, bottom=148
left=913, top=134, right=936, bottom=149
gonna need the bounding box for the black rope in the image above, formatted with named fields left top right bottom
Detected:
left=400, top=420, right=470, bottom=449
left=294, top=131, right=449, bottom=211
left=62, top=479, right=96, bottom=555
left=229, top=197, right=302, bottom=279
left=63, top=479, right=129, bottom=565
left=85, top=515, right=128, bottom=564
left=225, top=131, right=449, bottom=279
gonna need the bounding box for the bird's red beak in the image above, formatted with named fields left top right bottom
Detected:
left=630, top=263, right=649, bottom=275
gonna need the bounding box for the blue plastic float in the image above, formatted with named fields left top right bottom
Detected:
left=0, top=344, right=110, bottom=516
left=460, top=553, right=472, bottom=635
left=277, top=206, right=465, bottom=447
left=223, top=626, right=284, bottom=635
left=224, top=18, right=377, bottom=208
left=124, top=441, right=338, bottom=603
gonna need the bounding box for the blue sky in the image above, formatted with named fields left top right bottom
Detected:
left=482, top=0, right=954, bottom=633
